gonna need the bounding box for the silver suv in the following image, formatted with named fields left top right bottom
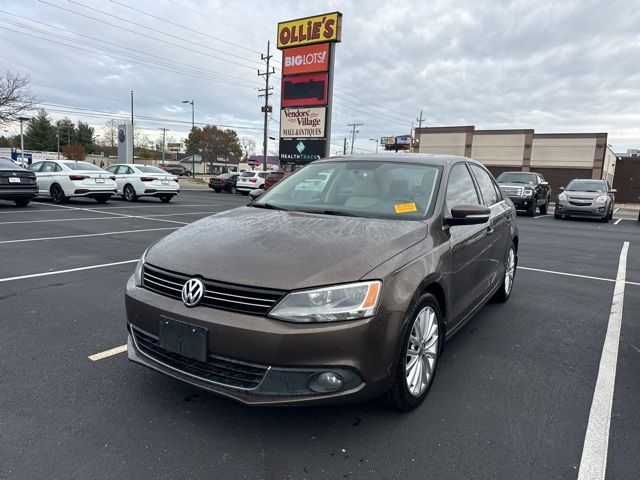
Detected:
left=555, top=179, right=616, bottom=222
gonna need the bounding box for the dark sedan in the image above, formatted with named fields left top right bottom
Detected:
left=126, top=154, right=518, bottom=410
left=209, top=173, right=239, bottom=193
left=0, top=157, right=38, bottom=207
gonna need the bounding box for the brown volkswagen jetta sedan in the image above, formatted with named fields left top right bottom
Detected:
left=126, top=154, right=518, bottom=410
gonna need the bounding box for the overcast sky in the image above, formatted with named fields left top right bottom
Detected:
left=1, top=0, right=639, bottom=153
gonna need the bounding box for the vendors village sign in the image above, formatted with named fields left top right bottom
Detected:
left=277, top=12, right=342, bottom=164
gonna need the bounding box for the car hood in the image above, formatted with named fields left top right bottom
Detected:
left=498, top=182, right=532, bottom=189
left=563, top=191, right=606, bottom=199
left=145, top=207, right=428, bottom=290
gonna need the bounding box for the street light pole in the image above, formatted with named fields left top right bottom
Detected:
left=182, top=100, right=194, bottom=176
left=57, top=132, right=60, bottom=159
left=369, top=138, right=379, bottom=153
left=18, top=116, right=29, bottom=166
left=158, top=128, right=167, bottom=166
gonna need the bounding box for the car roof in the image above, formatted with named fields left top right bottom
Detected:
left=314, top=153, right=480, bottom=167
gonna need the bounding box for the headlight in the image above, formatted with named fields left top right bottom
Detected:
left=558, top=193, right=567, bottom=201
left=269, top=281, right=382, bottom=323
left=133, top=248, right=148, bottom=286
left=595, top=195, right=608, bottom=204
left=523, top=188, right=533, bottom=197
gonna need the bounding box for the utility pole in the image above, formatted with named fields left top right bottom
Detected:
left=18, top=116, right=29, bottom=166
left=182, top=99, right=195, bottom=175
left=343, top=137, right=347, bottom=155
left=131, top=90, right=135, bottom=163
left=159, top=127, right=167, bottom=166
left=348, top=123, right=362, bottom=154
left=416, top=110, right=424, bottom=129
left=258, top=41, right=275, bottom=172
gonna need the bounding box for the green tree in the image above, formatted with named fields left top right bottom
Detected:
left=24, top=109, right=56, bottom=151
left=186, top=125, right=242, bottom=161
left=55, top=118, right=76, bottom=146
left=75, top=121, right=95, bottom=152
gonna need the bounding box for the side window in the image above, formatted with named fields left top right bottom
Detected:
left=445, top=163, right=480, bottom=216
left=28, top=162, right=44, bottom=172
left=105, top=166, right=117, bottom=173
left=53, top=163, right=62, bottom=172
left=537, top=174, right=545, bottom=183
left=470, top=164, right=499, bottom=207
left=41, top=162, right=56, bottom=173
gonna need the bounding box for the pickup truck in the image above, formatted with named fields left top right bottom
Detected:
left=496, top=171, right=551, bottom=216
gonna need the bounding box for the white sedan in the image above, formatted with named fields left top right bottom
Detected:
left=28, top=159, right=117, bottom=204
left=105, top=164, right=180, bottom=202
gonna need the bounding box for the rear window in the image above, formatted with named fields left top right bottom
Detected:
left=267, top=172, right=284, bottom=179
left=64, top=162, right=103, bottom=171
left=241, top=172, right=255, bottom=178
left=258, top=172, right=270, bottom=179
left=136, top=165, right=165, bottom=174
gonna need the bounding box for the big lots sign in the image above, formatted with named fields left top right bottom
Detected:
left=282, top=43, right=330, bottom=75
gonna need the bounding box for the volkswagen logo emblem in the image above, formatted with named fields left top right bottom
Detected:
left=181, top=278, right=204, bottom=307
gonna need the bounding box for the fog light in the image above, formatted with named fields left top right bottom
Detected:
left=309, top=372, right=344, bottom=393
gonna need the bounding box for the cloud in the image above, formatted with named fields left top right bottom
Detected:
left=0, top=0, right=638, bottom=152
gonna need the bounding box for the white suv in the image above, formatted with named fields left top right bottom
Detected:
left=28, top=160, right=117, bottom=203
left=236, top=171, right=270, bottom=195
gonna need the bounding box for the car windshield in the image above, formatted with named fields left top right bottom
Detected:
left=256, top=161, right=442, bottom=220
left=566, top=180, right=607, bottom=192
left=496, top=172, right=537, bottom=184
left=63, top=161, right=103, bottom=171
left=136, top=165, right=166, bottom=174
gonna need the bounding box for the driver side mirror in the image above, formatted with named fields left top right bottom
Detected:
left=444, top=203, right=491, bottom=227
left=248, top=188, right=265, bottom=204
left=609, top=188, right=617, bottom=193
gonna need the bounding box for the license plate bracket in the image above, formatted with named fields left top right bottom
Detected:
left=159, top=318, right=208, bottom=362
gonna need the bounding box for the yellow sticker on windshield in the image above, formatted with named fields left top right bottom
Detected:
left=394, top=202, right=417, bottom=214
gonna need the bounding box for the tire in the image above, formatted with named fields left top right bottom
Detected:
left=554, top=213, right=562, bottom=219
left=14, top=198, right=30, bottom=207
left=94, top=194, right=111, bottom=204
left=600, top=214, right=609, bottom=223
left=241, top=191, right=249, bottom=196
left=229, top=186, right=236, bottom=194
left=213, top=189, right=221, bottom=193
left=50, top=184, right=68, bottom=204
left=384, top=293, right=443, bottom=411
left=123, top=184, right=138, bottom=202
left=527, top=199, right=537, bottom=217
left=159, top=195, right=173, bottom=203
left=493, top=243, right=517, bottom=303
left=539, top=198, right=548, bottom=215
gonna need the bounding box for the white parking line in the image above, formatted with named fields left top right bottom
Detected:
left=88, top=345, right=127, bottom=361
left=577, top=241, right=629, bottom=480
left=1, top=203, right=218, bottom=214
left=0, top=227, right=178, bottom=244
left=613, top=208, right=619, bottom=213
left=532, top=214, right=551, bottom=219
left=614, top=218, right=623, bottom=225
left=519, top=266, right=640, bottom=287
left=0, top=259, right=137, bottom=283
left=0, top=211, right=214, bottom=226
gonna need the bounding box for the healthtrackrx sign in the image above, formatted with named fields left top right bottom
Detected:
left=277, top=12, right=342, bottom=164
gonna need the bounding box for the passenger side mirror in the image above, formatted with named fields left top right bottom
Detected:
left=540, top=181, right=549, bottom=185
left=559, top=186, right=565, bottom=191
left=445, top=203, right=491, bottom=226
left=248, top=188, right=265, bottom=203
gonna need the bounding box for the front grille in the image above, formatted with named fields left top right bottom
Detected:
left=142, top=263, right=286, bottom=315
left=501, top=186, right=523, bottom=197
left=569, top=200, right=593, bottom=206
left=131, top=326, right=268, bottom=390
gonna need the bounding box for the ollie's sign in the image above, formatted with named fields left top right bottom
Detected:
left=282, top=43, right=330, bottom=75
left=277, top=12, right=342, bottom=49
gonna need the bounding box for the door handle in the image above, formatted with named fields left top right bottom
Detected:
left=486, top=225, right=494, bottom=236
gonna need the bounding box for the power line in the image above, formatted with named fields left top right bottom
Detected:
left=38, top=0, right=259, bottom=71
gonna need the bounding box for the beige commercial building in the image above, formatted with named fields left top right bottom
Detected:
left=414, top=126, right=616, bottom=193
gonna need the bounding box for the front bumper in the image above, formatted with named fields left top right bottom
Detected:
left=555, top=201, right=607, bottom=218
left=125, top=277, right=402, bottom=405
left=504, top=196, right=534, bottom=210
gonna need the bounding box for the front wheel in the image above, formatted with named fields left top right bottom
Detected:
left=527, top=199, right=537, bottom=217
left=384, top=293, right=442, bottom=411
left=14, top=198, right=30, bottom=207
left=493, top=243, right=517, bottom=302
left=159, top=195, right=173, bottom=203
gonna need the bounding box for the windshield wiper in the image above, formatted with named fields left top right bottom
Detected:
left=252, top=203, right=288, bottom=211
left=301, top=209, right=356, bottom=217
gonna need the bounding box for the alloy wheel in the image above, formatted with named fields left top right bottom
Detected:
left=504, top=247, right=516, bottom=296
left=405, top=306, right=439, bottom=397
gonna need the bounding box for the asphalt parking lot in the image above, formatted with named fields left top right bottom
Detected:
left=1, top=190, right=638, bottom=480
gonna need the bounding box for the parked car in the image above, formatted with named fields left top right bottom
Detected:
left=555, top=178, right=615, bottom=222
left=105, top=164, right=180, bottom=202
left=236, top=171, right=269, bottom=194
left=27, top=160, right=116, bottom=204
left=160, top=164, right=192, bottom=177
left=126, top=154, right=518, bottom=411
left=263, top=171, right=285, bottom=190
left=209, top=173, right=239, bottom=193
left=495, top=171, right=551, bottom=216
left=0, top=157, right=38, bottom=207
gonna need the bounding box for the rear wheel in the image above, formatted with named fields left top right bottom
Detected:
left=95, top=194, right=111, bottom=204
left=50, top=184, right=68, bottom=204
left=14, top=198, right=30, bottom=207
left=123, top=184, right=137, bottom=202
left=159, top=195, right=173, bottom=203
left=493, top=243, right=516, bottom=303
left=384, top=293, right=442, bottom=411
left=229, top=186, right=236, bottom=194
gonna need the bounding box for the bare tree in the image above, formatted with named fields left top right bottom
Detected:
left=102, top=119, right=118, bottom=147
left=239, top=136, right=256, bottom=162
left=0, top=71, right=37, bottom=125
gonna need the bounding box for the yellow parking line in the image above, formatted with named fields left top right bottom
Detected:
left=88, top=345, right=127, bottom=361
